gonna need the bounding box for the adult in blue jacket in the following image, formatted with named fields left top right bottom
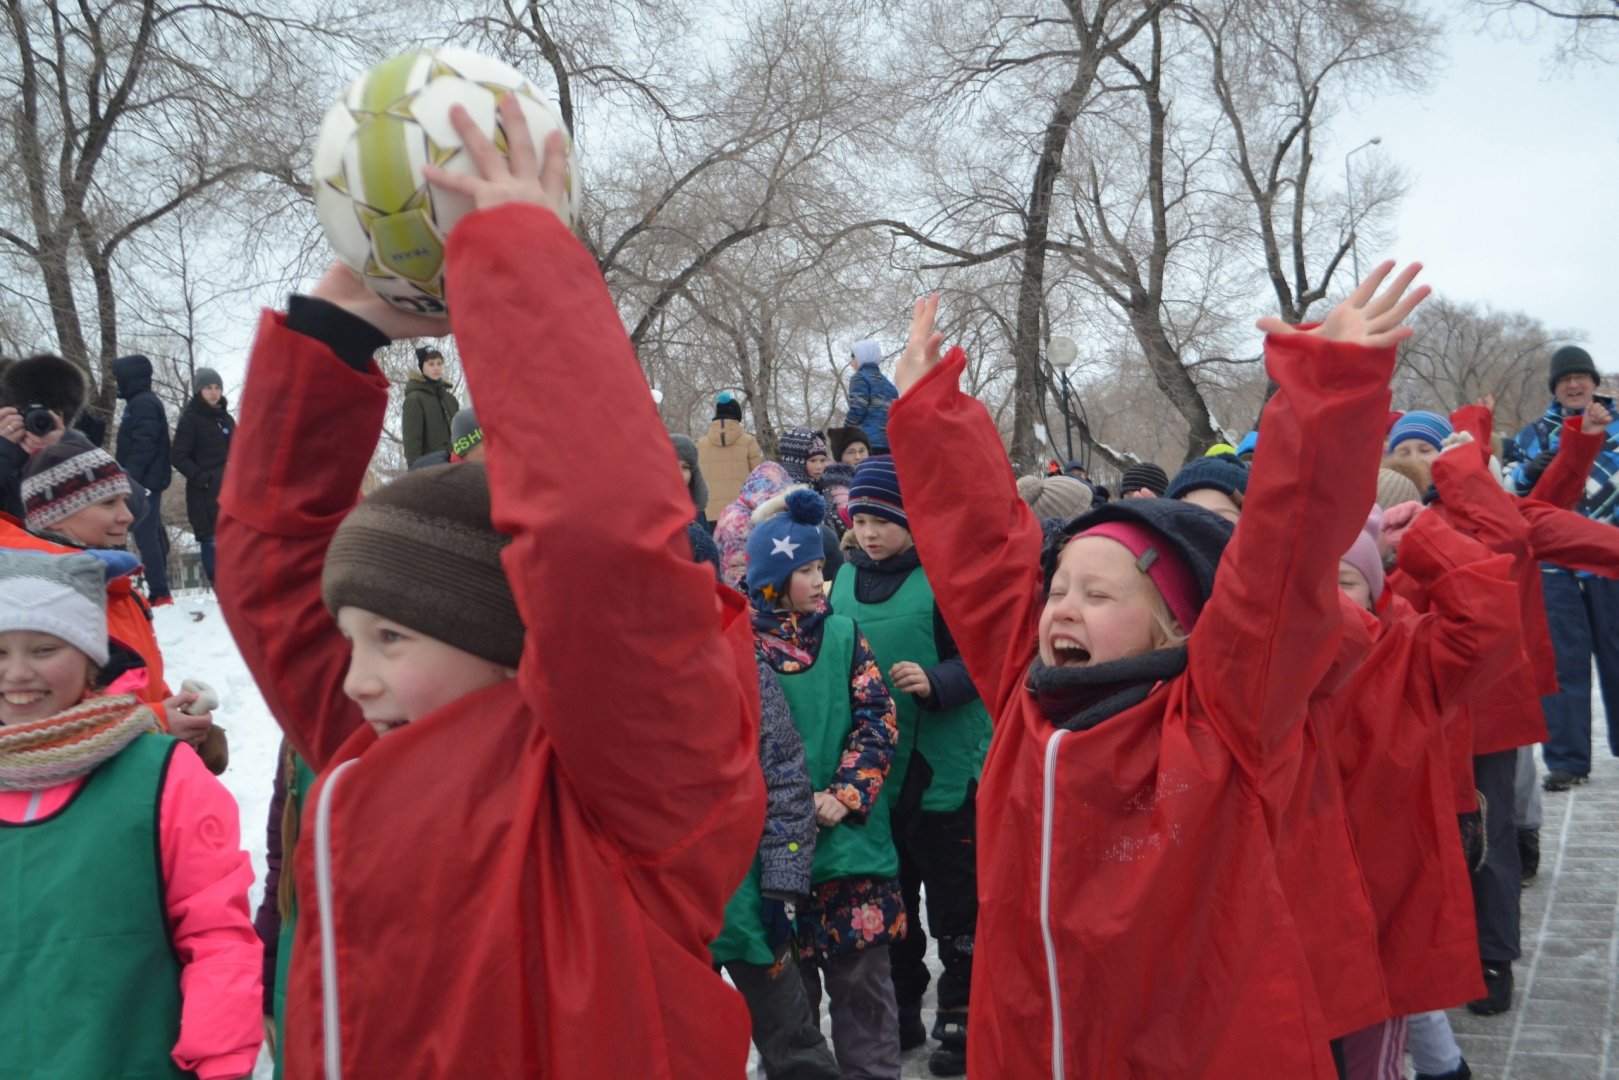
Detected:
left=1508, top=345, right=1619, bottom=791
left=845, top=340, right=899, bottom=454
left=112, top=353, right=173, bottom=603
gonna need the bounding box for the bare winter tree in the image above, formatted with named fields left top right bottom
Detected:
left=1394, top=296, right=1577, bottom=432
left=0, top=0, right=360, bottom=427
left=1474, top=0, right=1619, bottom=63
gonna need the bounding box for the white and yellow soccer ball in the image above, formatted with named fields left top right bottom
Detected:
left=312, top=47, right=579, bottom=317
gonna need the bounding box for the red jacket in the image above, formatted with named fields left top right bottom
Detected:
left=218, top=206, right=765, bottom=1079
left=1326, top=509, right=1519, bottom=1014
left=888, top=331, right=1397, bottom=1079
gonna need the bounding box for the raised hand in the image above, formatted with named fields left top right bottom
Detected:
left=1255, top=260, right=1431, bottom=348
left=310, top=261, right=450, bottom=343
left=895, top=292, right=945, bottom=396
left=422, top=93, right=568, bottom=218
left=1583, top=401, right=1612, bottom=434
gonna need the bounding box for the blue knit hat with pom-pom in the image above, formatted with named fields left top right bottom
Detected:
left=746, top=487, right=827, bottom=605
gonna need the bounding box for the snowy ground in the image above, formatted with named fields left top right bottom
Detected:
left=159, top=590, right=1614, bottom=1079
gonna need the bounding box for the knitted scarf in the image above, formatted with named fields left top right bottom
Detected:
left=1026, top=648, right=1188, bottom=732
left=0, top=694, right=160, bottom=791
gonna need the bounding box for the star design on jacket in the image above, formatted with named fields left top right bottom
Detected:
left=771, top=536, right=800, bottom=559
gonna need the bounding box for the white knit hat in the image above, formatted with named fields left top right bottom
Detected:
left=0, top=550, right=109, bottom=666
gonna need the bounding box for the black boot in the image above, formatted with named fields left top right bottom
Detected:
left=1415, top=1060, right=1471, bottom=1080
left=898, top=1006, right=927, bottom=1052
left=927, top=1011, right=967, bottom=1077
left=1518, top=827, right=1541, bottom=883
left=1466, top=962, right=1513, bottom=1015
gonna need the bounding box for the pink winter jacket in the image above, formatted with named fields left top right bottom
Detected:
left=0, top=740, right=263, bottom=1079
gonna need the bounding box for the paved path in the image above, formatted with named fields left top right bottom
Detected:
left=1449, top=706, right=1619, bottom=1079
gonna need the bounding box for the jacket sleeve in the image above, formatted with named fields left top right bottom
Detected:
left=920, top=608, right=981, bottom=712
left=1507, top=420, right=1552, bottom=495
left=170, top=412, right=203, bottom=484
left=252, top=743, right=290, bottom=1014
left=1531, top=417, right=1602, bottom=510
left=845, top=368, right=873, bottom=427
left=1396, top=510, right=1524, bottom=711
left=217, top=311, right=387, bottom=770
left=1519, top=500, right=1619, bottom=576
left=828, top=623, right=899, bottom=822
left=121, top=396, right=170, bottom=492
left=756, top=665, right=817, bottom=899
left=401, top=392, right=426, bottom=464
left=160, top=743, right=264, bottom=1080
left=444, top=204, right=764, bottom=863
left=1189, top=332, right=1394, bottom=780
left=1431, top=444, right=1532, bottom=562
left=0, top=438, right=26, bottom=520
left=887, top=348, right=1046, bottom=713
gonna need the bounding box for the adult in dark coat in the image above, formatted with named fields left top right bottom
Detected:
left=112, top=353, right=174, bottom=601
left=171, top=367, right=235, bottom=586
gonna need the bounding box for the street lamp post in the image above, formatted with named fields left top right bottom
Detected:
left=1344, top=136, right=1381, bottom=282
left=1048, top=336, right=1079, bottom=465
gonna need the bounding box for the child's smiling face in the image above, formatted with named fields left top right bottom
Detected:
left=1038, top=537, right=1164, bottom=668
left=0, top=631, right=95, bottom=725
left=337, top=607, right=516, bottom=735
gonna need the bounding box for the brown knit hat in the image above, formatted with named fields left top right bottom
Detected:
left=321, top=463, right=524, bottom=668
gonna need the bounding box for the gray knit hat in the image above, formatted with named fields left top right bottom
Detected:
left=321, top=463, right=524, bottom=668
left=193, top=367, right=223, bottom=393
left=450, top=407, right=482, bottom=459
left=1016, top=473, right=1093, bottom=522
left=0, top=550, right=110, bottom=666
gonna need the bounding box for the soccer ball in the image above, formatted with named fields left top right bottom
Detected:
left=312, top=47, right=579, bottom=317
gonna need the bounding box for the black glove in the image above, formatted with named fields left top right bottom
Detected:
left=760, top=897, right=794, bottom=953
left=1520, top=448, right=1557, bottom=489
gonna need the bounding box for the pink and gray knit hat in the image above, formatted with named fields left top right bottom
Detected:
left=20, top=440, right=131, bottom=534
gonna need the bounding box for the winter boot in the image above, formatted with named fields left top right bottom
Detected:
left=1518, top=827, right=1540, bottom=883
left=1415, top=1060, right=1471, bottom=1080
left=1543, top=769, right=1584, bottom=792
left=1466, top=962, right=1513, bottom=1016
left=898, top=1006, right=927, bottom=1052
left=927, top=1010, right=967, bottom=1077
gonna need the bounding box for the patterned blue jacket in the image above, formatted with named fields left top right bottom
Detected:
left=1509, top=397, right=1619, bottom=570
left=756, top=662, right=818, bottom=898
left=846, top=363, right=899, bottom=452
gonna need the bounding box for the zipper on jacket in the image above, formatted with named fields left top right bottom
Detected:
left=23, top=790, right=42, bottom=823
left=1041, top=729, right=1067, bottom=1080
left=315, top=759, right=357, bottom=1080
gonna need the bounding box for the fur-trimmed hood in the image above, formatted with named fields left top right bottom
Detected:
left=749, top=483, right=812, bottom=526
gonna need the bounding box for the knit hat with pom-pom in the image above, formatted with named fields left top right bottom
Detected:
left=746, top=487, right=827, bottom=606
left=1339, top=506, right=1386, bottom=604
left=1017, top=473, right=1093, bottom=523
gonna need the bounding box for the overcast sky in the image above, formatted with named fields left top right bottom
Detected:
left=1337, top=16, right=1619, bottom=380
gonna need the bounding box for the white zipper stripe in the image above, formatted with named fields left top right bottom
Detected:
left=315, top=759, right=357, bottom=1080
left=1040, top=729, right=1067, bottom=1080
left=23, top=790, right=42, bottom=823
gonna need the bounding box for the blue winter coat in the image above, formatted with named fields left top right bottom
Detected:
left=846, top=358, right=899, bottom=452
left=112, top=355, right=171, bottom=494
left=1510, top=396, right=1619, bottom=530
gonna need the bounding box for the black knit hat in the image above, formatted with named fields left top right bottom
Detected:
left=322, top=463, right=524, bottom=668
left=1547, top=345, right=1598, bottom=394
left=1040, top=498, right=1234, bottom=613
left=1119, top=462, right=1169, bottom=497
left=415, top=346, right=443, bottom=373
left=714, top=392, right=743, bottom=423
left=826, top=426, right=871, bottom=462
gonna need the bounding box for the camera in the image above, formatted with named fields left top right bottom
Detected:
left=23, top=403, right=57, bottom=437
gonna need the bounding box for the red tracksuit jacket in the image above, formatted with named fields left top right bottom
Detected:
left=888, top=329, right=1399, bottom=1079
left=219, top=205, right=765, bottom=1079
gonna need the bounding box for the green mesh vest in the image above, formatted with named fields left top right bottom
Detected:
left=0, top=734, right=187, bottom=1079
left=830, top=563, right=991, bottom=813
left=776, top=614, right=899, bottom=884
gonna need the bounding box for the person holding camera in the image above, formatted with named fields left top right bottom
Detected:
left=0, top=353, right=80, bottom=520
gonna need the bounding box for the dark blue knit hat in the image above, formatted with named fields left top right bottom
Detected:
left=1385, top=411, right=1452, bottom=454
left=746, top=488, right=828, bottom=605
left=1164, top=454, right=1248, bottom=503
left=848, top=457, right=906, bottom=529
left=1041, top=498, right=1234, bottom=613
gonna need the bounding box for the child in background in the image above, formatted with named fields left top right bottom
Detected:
left=831, top=456, right=992, bottom=1076
left=818, top=461, right=856, bottom=537
left=0, top=548, right=261, bottom=1079
left=779, top=426, right=832, bottom=485
left=1164, top=452, right=1248, bottom=522
left=846, top=341, right=900, bottom=454
left=885, top=264, right=1429, bottom=1077
left=748, top=487, right=904, bottom=1080
left=216, top=99, right=764, bottom=1077
left=710, top=662, right=841, bottom=1080
left=717, top=461, right=796, bottom=590
left=1386, top=411, right=1452, bottom=467
left=829, top=425, right=873, bottom=468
